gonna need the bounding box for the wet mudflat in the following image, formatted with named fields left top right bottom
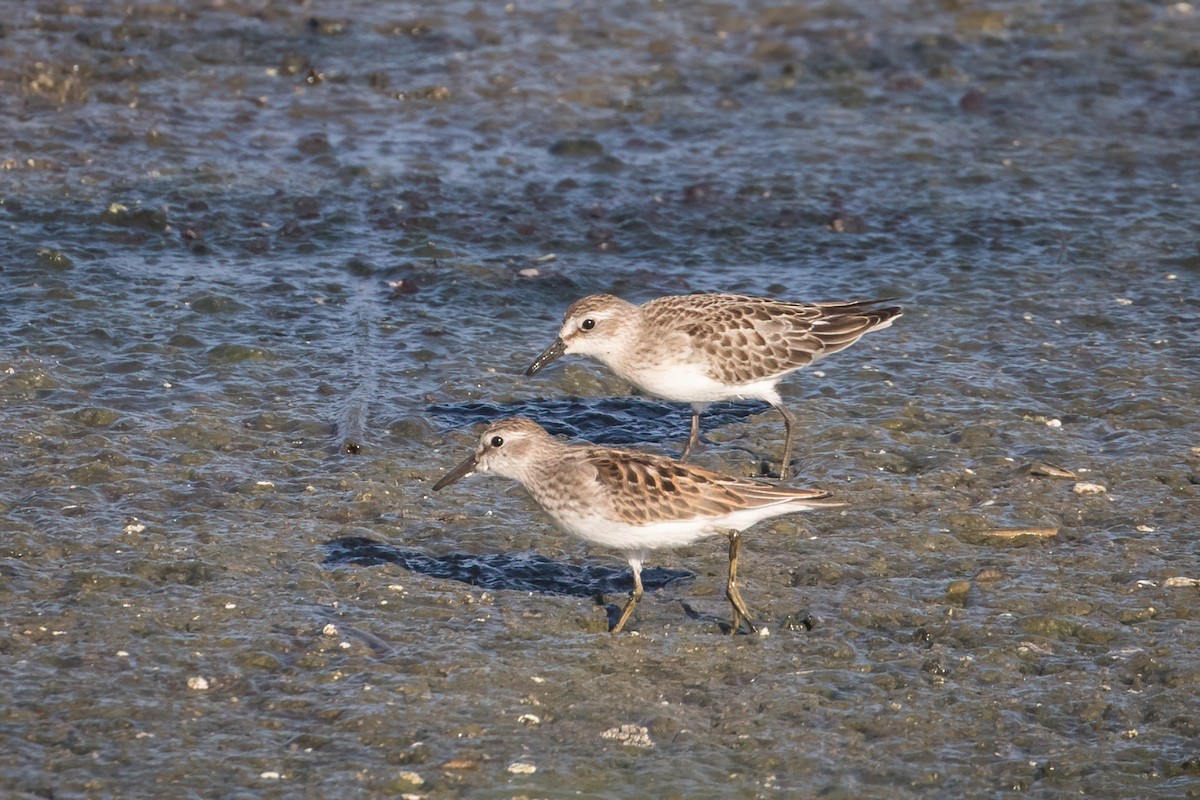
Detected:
left=2, top=0, right=1198, bottom=797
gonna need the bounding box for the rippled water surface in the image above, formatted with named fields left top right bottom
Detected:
left=3, top=1, right=1198, bottom=797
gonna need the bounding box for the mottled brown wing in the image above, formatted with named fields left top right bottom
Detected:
left=587, top=449, right=831, bottom=525
left=643, top=294, right=900, bottom=384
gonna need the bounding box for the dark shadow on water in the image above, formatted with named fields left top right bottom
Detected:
left=322, top=536, right=692, bottom=597
left=427, top=397, right=766, bottom=446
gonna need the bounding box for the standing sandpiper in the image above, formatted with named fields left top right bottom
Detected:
left=433, top=418, right=842, bottom=633
left=526, top=293, right=901, bottom=479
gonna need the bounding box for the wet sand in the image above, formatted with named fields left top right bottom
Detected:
left=2, top=1, right=1198, bottom=797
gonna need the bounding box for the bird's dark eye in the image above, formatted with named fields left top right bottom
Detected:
left=490, top=436, right=504, bottom=448
left=581, top=319, right=595, bottom=331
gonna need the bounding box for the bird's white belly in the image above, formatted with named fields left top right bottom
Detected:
left=550, top=502, right=804, bottom=554
left=625, top=362, right=779, bottom=404
left=556, top=513, right=720, bottom=552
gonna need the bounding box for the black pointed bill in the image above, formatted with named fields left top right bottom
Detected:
left=525, top=337, right=566, bottom=376
left=432, top=453, right=478, bottom=490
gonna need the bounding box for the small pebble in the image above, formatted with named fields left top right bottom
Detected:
left=1073, top=482, right=1107, bottom=495
left=187, top=676, right=210, bottom=691
left=507, top=761, right=537, bottom=775
left=396, top=771, right=424, bottom=786
left=322, top=623, right=338, bottom=637
left=1165, top=577, right=1200, bottom=588
left=959, top=88, right=986, bottom=113
left=517, top=267, right=540, bottom=278
left=517, top=713, right=541, bottom=725
left=945, top=580, right=972, bottom=605
left=260, top=771, right=281, bottom=780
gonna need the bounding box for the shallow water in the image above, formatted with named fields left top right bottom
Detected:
left=2, top=0, right=1198, bottom=797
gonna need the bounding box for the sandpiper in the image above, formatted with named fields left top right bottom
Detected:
left=432, top=418, right=842, bottom=633
left=526, top=293, right=901, bottom=479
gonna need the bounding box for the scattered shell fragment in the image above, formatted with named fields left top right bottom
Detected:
left=260, top=771, right=281, bottom=780
left=517, top=713, right=541, bottom=726
left=600, top=724, right=654, bottom=748
left=322, top=623, right=338, bottom=637
left=1073, top=482, right=1107, bottom=495
left=396, top=771, right=424, bottom=786
left=1028, top=462, right=1077, bottom=479
left=980, top=528, right=1058, bottom=539
left=1165, top=577, right=1200, bottom=588
left=507, top=761, right=537, bottom=775
left=187, top=676, right=210, bottom=691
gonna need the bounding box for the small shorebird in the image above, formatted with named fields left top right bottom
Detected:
left=526, top=293, right=901, bottom=479
left=432, top=418, right=842, bottom=633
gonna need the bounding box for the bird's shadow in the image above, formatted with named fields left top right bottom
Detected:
left=426, top=397, right=766, bottom=447
left=322, top=536, right=692, bottom=599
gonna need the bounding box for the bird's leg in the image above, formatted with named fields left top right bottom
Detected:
left=725, top=531, right=757, bottom=635
left=773, top=402, right=798, bottom=481
left=679, top=408, right=702, bottom=462
left=612, top=557, right=644, bottom=633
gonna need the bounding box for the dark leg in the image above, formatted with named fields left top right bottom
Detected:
left=612, top=557, right=644, bottom=633
left=773, top=402, right=798, bottom=481
left=725, top=531, right=758, bottom=635
left=679, top=409, right=702, bottom=461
